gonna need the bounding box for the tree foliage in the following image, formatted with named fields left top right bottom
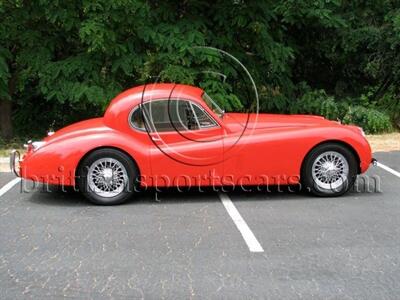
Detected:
left=0, top=0, right=399, bottom=138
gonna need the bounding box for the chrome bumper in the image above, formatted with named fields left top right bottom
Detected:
left=10, top=150, right=21, bottom=177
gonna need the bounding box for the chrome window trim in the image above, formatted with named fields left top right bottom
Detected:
left=188, top=101, right=201, bottom=129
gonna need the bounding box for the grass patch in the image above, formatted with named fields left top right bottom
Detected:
left=366, top=132, right=400, bottom=152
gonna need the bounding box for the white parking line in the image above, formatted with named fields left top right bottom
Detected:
left=0, top=178, right=21, bottom=198
left=218, top=192, right=264, bottom=253
left=377, top=162, right=400, bottom=178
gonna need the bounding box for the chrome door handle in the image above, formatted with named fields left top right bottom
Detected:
left=150, top=135, right=162, bottom=141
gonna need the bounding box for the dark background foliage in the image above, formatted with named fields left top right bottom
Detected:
left=0, top=0, right=399, bottom=142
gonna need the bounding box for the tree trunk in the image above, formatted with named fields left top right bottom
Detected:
left=0, top=99, right=13, bottom=140
left=0, top=70, right=16, bottom=141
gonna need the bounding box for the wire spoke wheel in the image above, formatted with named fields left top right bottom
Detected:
left=311, top=151, right=349, bottom=191
left=87, top=158, right=128, bottom=198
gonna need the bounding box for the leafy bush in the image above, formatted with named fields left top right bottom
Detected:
left=291, top=90, right=345, bottom=120
left=0, top=135, right=27, bottom=150
left=342, top=106, right=393, bottom=134
left=379, top=89, right=400, bottom=129
left=291, top=89, right=393, bottom=134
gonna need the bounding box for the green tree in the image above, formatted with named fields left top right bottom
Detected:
left=0, top=0, right=399, bottom=139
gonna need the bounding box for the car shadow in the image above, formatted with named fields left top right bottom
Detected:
left=28, top=185, right=89, bottom=207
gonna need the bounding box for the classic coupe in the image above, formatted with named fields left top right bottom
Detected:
left=11, top=83, right=374, bottom=205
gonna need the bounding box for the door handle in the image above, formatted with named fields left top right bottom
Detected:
left=150, top=134, right=162, bottom=141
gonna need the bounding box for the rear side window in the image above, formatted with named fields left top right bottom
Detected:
left=130, top=107, right=146, bottom=130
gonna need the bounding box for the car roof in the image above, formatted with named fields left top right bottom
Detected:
left=103, top=83, right=206, bottom=127
left=111, top=83, right=204, bottom=106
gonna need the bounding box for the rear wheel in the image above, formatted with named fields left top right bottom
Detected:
left=77, top=148, right=138, bottom=205
left=301, top=143, right=358, bottom=196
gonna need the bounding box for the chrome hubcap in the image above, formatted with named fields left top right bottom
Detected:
left=88, top=158, right=128, bottom=198
left=312, top=151, right=349, bottom=190
left=102, top=168, right=113, bottom=184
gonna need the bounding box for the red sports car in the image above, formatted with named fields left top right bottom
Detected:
left=11, top=83, right=374, bottom=205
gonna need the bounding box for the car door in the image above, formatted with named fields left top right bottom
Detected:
left=141, top=99, right=224, bottom=188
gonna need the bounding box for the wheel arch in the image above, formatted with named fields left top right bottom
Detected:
left=301, top=140, right=361, bottom=175
left=75, top=146, right=141, bottom=179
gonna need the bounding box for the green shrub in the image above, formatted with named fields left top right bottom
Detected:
left=292, top=89, right=394, bottom=134
left=0, top=136, right=27, bottom=149
left=379, top=90, right=400, bottom=129
left=291, top=90, right=345, bottom=120
left=342, top=106, right=393, bottom=134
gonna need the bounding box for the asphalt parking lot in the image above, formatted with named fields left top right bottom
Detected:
left=0, top=151, right=399, bottom=299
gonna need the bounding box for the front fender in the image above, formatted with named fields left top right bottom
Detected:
left=301, top=125, right=372, bottom=174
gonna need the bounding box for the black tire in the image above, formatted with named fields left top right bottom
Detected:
left=301, top=143, right=358, bottom=197
left=77, top=148, right=138, bottom=205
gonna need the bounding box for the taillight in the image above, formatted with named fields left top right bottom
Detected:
left=24, top=140, right=46, bottom=152
left=24, top=140, right=33, bottom=152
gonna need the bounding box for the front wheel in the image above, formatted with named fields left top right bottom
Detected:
left=301, top=143, right=358, bottom=196
left=77, top=149, right=138, bottom=205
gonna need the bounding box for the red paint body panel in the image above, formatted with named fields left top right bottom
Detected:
left=19, top=83, right=372, bottom=187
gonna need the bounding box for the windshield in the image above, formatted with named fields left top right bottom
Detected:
left=202, top=92, right=224, bottom=118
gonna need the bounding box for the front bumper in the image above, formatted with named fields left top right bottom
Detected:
left=10, top=150, right=21, bottom=177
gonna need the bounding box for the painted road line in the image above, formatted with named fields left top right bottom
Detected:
left=218, top=192, right=264, bottom=253
left=377, top=162, right=400, bottom=179
left=0, top=178, right=21, bottom=198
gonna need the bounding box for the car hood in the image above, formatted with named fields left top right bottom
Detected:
left=43, top=118, right=110, bottom=143
left=222, top=113, right=338, bottom=131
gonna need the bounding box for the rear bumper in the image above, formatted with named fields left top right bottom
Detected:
left=9, top=150, right=21, bottom=177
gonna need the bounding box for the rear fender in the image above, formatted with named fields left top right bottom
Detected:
left=20, top=131, right=150, bottom=186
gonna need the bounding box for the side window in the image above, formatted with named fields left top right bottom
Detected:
left=130, top=100, right=218, bottom=133
left=143, top=100, right=200, bottom=132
